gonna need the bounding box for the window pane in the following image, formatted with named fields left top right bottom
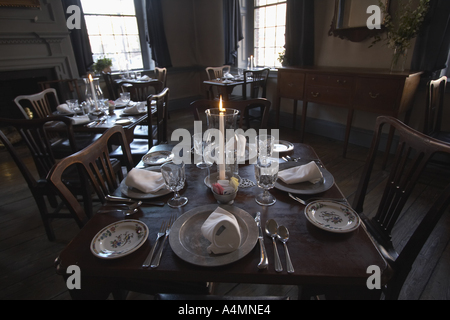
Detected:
left=253, top=1, right=286, bottom=68
left=81, top=0, right=143, bottom=71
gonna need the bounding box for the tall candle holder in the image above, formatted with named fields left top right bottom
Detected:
left=205, top=108, right=239, bottom=186
left=83, top=74, right=104, bottom=115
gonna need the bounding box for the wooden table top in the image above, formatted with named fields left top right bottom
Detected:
left=55, top=143, right=388, bottom=299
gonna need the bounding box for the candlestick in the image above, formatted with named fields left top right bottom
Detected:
left=218, top=96, right=226, bottom=181
left=88, top=74, right=99, bottom=111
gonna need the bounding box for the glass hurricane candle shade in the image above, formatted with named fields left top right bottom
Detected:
left=205, top=108, right=239, bottom=182
left=83, top=76, right=104, bottom=109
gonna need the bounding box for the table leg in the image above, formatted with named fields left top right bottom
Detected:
left=293, top=100, right=298, bottom=131
left=300, top=101, right=308, bottom=143
left=343, top=109, right=354, bottom=158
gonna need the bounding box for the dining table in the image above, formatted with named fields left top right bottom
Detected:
left=54, top=143, right=389, bottom=300
left=48, top=105, right=150, bottom=145
left=204, top=76, right=255, bottom=101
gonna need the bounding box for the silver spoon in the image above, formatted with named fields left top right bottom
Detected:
left=265, top=219, right=283, bottom=272
left=277, top=226, right=294, bottom=273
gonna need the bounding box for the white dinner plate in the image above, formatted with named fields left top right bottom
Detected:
left=274, top=140, right=294, bottom=153
left=169, top=204, right=258, bottom=267
left=142, top=150, right=174, bottom=165
left=274, top=160, right=334, bottom=195
left=304, top=201, right=360, bottom=233
left=90, top=220, right=149, bottom=259
left=119, top=166, right=171, bottom=199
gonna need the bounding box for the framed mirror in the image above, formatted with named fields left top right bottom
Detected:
left=329, top=0, right=389, bottom=42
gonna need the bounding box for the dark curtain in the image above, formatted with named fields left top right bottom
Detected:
left=62, top=0, right=94, bottom=77
left=411, top=0, right=450, bottom=78
left=146, top=0, right=172, bottom=68
left=223, top=0, right=244, bottom=66
left=285, top=0, right=315, bottom=67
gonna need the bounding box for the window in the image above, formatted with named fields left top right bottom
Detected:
left=81, top=0, right=149, bottom=71
left=253, top=0, right=287, bottom=68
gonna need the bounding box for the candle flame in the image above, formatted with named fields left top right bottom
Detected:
left=88, top=74, right=93, bottom=82
left=219, top=95, right=225, bottom=112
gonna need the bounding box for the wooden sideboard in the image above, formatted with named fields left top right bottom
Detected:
left=276, top=67, right=422, bottom=157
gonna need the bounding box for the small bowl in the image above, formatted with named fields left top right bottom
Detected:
left=211, top=188, right=237, bottom=205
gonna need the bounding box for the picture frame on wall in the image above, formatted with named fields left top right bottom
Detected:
left=0, top=0, right=40, bottom=9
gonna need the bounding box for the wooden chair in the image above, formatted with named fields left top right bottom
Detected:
left=38, top=79, right=83, bottom=102
left=205, top=65, right=231, bottom=99
left=48, top=126, right=133, bottom=226
left=423, top=76, right=449, bottom=143
left=110, top=87, right=170, bottom=164
left=155, top=67, right=167, bottom=88
left=242, top=67, right=270, bottom=100
left=190, top=98, right=270, bottom=130
left=102, top=72, right=120, bottom=100
left=121, top=80, right=163, bottom=101
left=14, top=88, right=60, bottom=119
left=352, top=116, right=450, bottom=300
left=0, top=116, right=88, bottom=241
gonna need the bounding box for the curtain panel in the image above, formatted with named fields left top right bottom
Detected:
left=411, top=0, right=450, bottom=78
left=285, top=0, right=315, bottom=67
left=62, top=0, right=94, bottom=77
left=145, top=0, right=172, bottom=68
left=223, top=0, right=244, bottom=66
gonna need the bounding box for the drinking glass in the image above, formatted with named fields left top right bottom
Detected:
left=66, top=99, right=80, bottom=115
left=161, top=162, right=188, bottom=208
left=256, top=134, right=275, bottom=164
left=193, top=132, right=213, bottom=169
left=120, top=92, right=131, bottom=105
left=254, top=158, right=279, bottom=206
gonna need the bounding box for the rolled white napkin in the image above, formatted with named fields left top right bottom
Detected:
left=278, top=161, right=323, bottom=185
left=138, top=75, right=151, bottom=81
left=201, top=207, right=241, bottom=255
left=70, top=115, right=91, bottom=125
left=57, top=104, right=72, bottom=114
left=125, top=168, right=166, bottom=193
left=123, top=102, right=146, bottom=115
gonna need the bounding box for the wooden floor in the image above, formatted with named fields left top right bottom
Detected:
left=1, top=108, right=449, bottom=300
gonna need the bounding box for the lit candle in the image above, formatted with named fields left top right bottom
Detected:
left=218, top=96, right=226, bottom=181
left=88, top=74, right=99, bottom=111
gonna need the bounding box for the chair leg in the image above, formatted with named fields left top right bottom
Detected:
left=34, top=195, right=56, bottom=241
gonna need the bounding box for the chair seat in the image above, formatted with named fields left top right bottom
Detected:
left=51, top=133, right=102, bottom=159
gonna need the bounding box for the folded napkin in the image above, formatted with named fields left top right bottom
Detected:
left=125, top=168, right=165, bottom=193
left=278, top=161, right=323, bottom=185
left=57, top=104, right=72, bottom=114
left=122, top=102, right=146, bottom=115
left=138, top=75, right=151, bottom=81
left=70, top=115, right=91, bottom=125
left=201, top=207, right=241, bottom=255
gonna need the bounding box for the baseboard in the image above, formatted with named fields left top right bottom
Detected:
left=275, top=111, right=399, bottom=153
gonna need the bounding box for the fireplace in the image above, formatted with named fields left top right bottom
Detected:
left=0, top=68, right=57, bottom=120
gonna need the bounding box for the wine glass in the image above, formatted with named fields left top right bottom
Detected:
left=254, top=158, right=279, bottom=206
left=193, top=132, right=213, bottom=169
left=120, top=92, right=131, bottom=106
left=256, top=134, right=275, bottom=164
left=161, top=162, right=188, bottom=208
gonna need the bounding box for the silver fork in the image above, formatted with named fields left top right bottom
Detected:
left=151, top=214, right=176, bottom=268
left=142, top=220, right=166, bottom=268
left=288, top=193, right=347, bottom=205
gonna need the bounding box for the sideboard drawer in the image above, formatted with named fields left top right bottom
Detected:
left=354, top=78, right=403, bottom=114
left=306, top=85, right=352, bottom=107
left=278, top=71, right=305, bottom=99
left=306, top=74, right=354, bottom=89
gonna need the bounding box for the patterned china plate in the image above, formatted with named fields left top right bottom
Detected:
left=304, top=201, right=360, bottom=234
left=90, top=220, right=149, bottom=259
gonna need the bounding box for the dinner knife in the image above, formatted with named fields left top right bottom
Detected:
left=255, top=212, right=269, bottom=270
left=105, top=195, right=165, bottom=206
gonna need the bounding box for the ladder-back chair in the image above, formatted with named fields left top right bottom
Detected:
left=14, top=88, right=60, bottom=119
left=352, top=116, right=450, bottom=300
